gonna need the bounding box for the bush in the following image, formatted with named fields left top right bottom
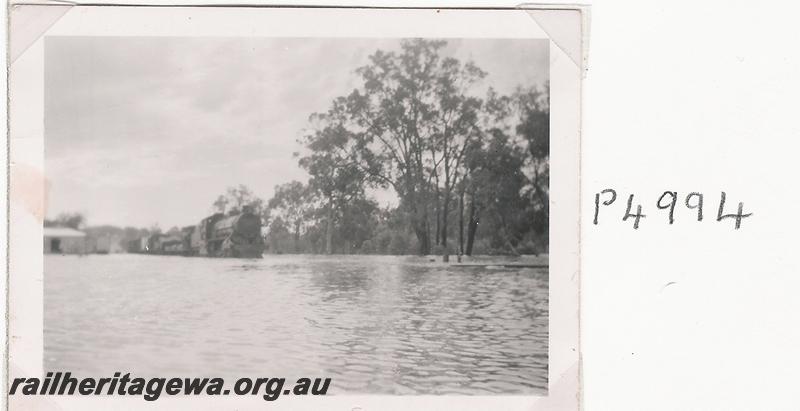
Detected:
left=388, top=232, right=410, bottom=255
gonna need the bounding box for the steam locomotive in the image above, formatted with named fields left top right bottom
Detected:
left=129, top=207, right=264, bottom=258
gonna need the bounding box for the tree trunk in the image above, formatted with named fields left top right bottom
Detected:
left=441, top=188, right=450, bottom=262
left=411, top=201, right=431, bottom=256
left=325, top=194, right=334, bottom=255
left=293, top=222, right=300, bottom=253
left=466, top=217, right=479, bottom=256
left=459, top=188, right=464, bottom=255
left=465, top=196, right=479, bottom=256
left=434, top=193, right=441, bottom=246
left=405, top=176, right=430, bottom=256
left=502, top=226, right=521, bottom=256
left=414, top=223, right=430, bottom=255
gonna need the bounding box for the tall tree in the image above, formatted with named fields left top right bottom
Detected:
left=312, top=39, right=486, bottom=255
left=429, top=56, right=485, bottom=260
left=211, top=185, right=264, bottom=216
left=267, top=181, right=311, bottom=253
left=463, top=130, right=529, bottom=255
left=212, top=195, right=229, bottom=214
left=513, top=85, right=550, bottom=236
left=299, top=102, right=373, bottom=254
left=227, top=185, right=264, bottom=215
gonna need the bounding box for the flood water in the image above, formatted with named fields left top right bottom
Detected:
left=44, top=254, right=548, bottom=395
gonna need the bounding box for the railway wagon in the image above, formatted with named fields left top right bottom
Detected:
left=161, top=235, right=184, bottom=254
left=131, top=207, right=263, bottom=258
left=146, top=234, right=162, bottom=253
left=127, top=238, right=143, bottom=253
left=190, top=213, right=224, bottom=256
left=181, top=226, right=195, bottom=255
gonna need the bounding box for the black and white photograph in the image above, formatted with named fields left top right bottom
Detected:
left=43, top=35, right=550, bottom=394
left=8, top=6, right=582, bottom=410
left=16, top=2, right=800, bottom=411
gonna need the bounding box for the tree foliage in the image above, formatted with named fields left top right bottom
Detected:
left=212, top=184, right=265, bottom=217
left=267, top=181, right=312, bottom=252
left=264, top=39, right=551, bottom=256
left=79, top=40, right=550, bottom=258
left=44, top=212, right=86, bottom=230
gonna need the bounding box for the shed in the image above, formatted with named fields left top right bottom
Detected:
left=43, top=227, right=87, bottom=254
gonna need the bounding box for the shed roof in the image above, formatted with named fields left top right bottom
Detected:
left=43, top=227, right=86, bottom=238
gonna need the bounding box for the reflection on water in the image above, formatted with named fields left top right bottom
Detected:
left=44, top=254, right=548, bottom=394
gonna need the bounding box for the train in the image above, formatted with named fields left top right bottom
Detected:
left=128, top=206, right=264, bottom=258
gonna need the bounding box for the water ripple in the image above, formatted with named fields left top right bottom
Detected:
left=44, top=254, right=548, bottom=395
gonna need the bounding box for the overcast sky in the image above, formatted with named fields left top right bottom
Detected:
left=45, top=37, right=548, bottom=228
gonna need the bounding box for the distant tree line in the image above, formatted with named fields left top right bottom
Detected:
left=50, top=39, right=548, bottom=258
left=45, top=212, right=159, bottom=248
left=44, top=212, right=86, bottom=230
